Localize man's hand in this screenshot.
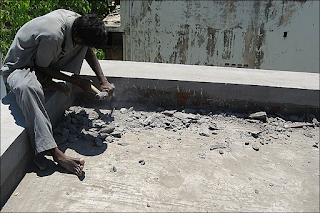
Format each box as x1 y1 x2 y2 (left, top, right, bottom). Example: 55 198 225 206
101 82 115 97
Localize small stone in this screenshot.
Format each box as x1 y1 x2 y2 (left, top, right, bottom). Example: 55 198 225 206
245 141 250 145
304 132 314 138
250 131 261 138
110 166 117 172
219 150 224 155
147 145 153 148
118 142 129 146
100 125 116 134
208 122 219 130
87 111 98 120
139 159 145 165
105 136 114 143
147 203 150 207
270 133 279 139
66 192 70 195
269 183 274 187
249 111 267 121
210 142 227 150
252 144 260 151
142 113 157 126
312 118 320 127
255 190 259 194
120 108 128 114
199 123 210 137
111 131 122 138
199 153 206 159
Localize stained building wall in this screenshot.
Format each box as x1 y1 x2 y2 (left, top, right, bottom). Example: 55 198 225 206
113 0 319 73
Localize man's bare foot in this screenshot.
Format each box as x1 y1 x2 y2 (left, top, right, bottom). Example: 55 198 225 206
50 148 85 176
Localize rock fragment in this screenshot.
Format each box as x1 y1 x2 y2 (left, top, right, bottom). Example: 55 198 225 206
139 159 145 165
249 111 267 121
100 125 116 134
199 153 206 159
118 142 129 146
312 118 320 127
210 142 227 150
110 166 117 172
252 144 260 151
199 123 210 137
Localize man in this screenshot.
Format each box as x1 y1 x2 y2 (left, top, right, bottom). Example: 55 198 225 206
0 9 114 176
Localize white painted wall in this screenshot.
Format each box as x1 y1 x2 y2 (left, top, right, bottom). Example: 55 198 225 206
114 0 319 73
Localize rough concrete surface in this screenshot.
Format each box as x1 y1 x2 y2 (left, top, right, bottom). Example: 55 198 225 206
1 94 319 212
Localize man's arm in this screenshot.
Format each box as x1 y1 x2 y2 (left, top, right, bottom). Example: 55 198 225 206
35 65 92 91
85 47 114 95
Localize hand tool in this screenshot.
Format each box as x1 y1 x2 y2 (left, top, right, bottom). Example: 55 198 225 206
90 84 110 101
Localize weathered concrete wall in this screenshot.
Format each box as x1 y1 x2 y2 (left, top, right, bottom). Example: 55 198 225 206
117 0 319 73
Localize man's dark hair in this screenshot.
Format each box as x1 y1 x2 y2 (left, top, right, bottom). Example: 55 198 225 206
72 14 108 49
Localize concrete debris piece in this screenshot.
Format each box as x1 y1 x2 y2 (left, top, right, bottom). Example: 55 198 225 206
99 132 109 139
92 119 106 128
269 133 279 139
142 113 157 126
100 125 116 134
199 153 206 159
199 123 210 137
111 131 122 138
120 108 127 114
208 122 219 130
118 142 129 146
304 132 314 138
284 123 314 128
249 111 267 121
312 142 319 148
225 137 232 152
252 144 260 151
110 166 117 172
88 111 99 120
139 159 145 165
312 118 320 127
105 136 114 143
210 142 227 150
163 110 176 116
250 131 262 138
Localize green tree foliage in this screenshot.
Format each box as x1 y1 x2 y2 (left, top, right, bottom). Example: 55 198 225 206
0 0 116 60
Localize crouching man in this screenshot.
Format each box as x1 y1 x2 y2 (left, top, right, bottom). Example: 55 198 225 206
0 9 114 176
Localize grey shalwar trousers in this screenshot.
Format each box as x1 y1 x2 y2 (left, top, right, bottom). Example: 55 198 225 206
5 68 57 155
